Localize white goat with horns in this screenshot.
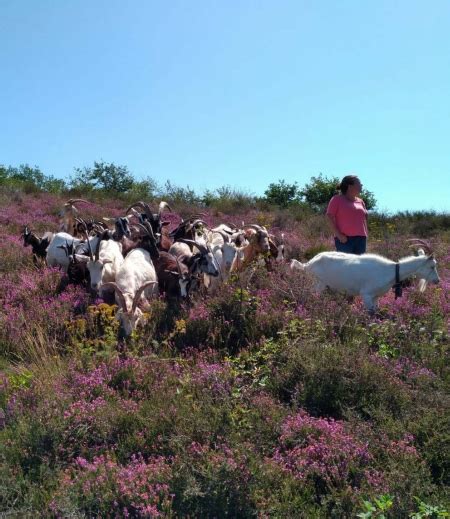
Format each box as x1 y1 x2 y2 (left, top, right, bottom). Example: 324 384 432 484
290 239 440 313
101 246 159 337
102 279 157 338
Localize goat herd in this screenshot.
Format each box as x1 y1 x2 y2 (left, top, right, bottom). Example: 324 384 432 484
21 199 441 336
21 199 285 336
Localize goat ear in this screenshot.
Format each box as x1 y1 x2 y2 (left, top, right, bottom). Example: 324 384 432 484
164 269 179 276
74 254 90 263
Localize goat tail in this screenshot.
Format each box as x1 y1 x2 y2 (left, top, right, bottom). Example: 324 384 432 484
290 259 306 271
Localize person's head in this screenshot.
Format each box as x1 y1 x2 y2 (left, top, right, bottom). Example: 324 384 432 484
338 175 362 197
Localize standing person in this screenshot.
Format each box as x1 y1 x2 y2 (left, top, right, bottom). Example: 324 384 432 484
326 175 368 255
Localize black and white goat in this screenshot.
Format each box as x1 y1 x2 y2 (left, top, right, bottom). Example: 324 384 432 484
21 226 54 265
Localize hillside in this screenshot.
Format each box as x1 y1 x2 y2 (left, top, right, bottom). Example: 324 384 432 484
0 190 448 518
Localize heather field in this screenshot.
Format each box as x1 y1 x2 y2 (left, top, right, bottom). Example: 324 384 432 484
1 190 449 518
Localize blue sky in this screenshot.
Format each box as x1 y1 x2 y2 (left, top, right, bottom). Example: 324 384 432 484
1 0 449 212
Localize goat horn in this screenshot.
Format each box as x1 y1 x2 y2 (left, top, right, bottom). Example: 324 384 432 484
132 281 158 314
190 219 207 227
127 208 142 220
408 244 433 256
180 238 208 255
126 202 153 219
137 201 154 219
102 282 128 311
92 223 107 234
144 220 156 237
136 223 151 235
75 217 88 230
187 213 207 219
406 238 433 254
126 202 146 213
144 203 154 219
178 216 207 227
186 219 207 233
66 198 89 205
245 224 263 232
93 235 103 261
139 221 157 241
84 232 94 261
158 201 172 214
175 256 184 276
407 238 431 247
62 239 71 257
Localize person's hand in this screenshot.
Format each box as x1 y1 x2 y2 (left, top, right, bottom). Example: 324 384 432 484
337 233 348 243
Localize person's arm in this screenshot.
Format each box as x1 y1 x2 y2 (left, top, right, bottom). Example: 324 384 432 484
326 213 348 243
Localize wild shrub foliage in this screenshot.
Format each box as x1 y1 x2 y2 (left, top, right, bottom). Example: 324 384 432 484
0 191 448 518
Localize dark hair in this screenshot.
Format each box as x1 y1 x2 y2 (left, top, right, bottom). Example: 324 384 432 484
337 175 360 195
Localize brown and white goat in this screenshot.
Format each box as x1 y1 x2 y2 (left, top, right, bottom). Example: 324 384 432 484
58 199 89 235
230 224 272 272
153 251 192 299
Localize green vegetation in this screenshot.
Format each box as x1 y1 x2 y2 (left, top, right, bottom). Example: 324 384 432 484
0 169 448 517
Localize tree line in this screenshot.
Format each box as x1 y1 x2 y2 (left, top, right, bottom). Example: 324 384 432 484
0 161 377 212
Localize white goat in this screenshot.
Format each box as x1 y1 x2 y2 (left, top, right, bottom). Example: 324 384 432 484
203 227 248 293
74 237 124 294
102 248 159 337
290 246 440 313
46 232 101 273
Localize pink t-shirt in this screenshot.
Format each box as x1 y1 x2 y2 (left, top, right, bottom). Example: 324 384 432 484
326 194 368 237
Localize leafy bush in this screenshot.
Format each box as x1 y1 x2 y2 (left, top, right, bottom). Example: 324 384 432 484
263 179 303 208
70 160 135 193
0 164 67 194
300 173 377 211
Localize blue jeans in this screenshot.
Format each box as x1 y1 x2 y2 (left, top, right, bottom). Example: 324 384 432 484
334 236 367 255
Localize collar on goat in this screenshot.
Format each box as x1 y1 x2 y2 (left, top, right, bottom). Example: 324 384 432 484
392 262 403 299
